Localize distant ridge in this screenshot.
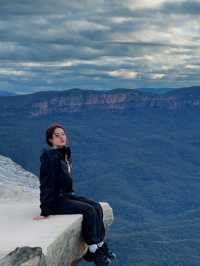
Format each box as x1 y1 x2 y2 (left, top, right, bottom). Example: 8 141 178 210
0 90 17 96
0 86 200 118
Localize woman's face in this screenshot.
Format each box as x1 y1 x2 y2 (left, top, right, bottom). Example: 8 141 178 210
49 127 67 147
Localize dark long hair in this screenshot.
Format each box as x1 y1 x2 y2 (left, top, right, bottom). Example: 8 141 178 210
45 123 69 147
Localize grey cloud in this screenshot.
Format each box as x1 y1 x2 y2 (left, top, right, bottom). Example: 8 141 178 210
0 0 105 16
0 0 199 93
161 1 200 15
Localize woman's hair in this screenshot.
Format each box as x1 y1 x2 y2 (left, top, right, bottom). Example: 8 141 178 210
45 123 69 147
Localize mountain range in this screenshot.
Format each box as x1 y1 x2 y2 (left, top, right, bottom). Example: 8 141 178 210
1 86 200 119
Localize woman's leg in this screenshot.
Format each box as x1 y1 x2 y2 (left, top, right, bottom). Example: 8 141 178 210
67 195 117 263
52 196 100 245
67 194 106 242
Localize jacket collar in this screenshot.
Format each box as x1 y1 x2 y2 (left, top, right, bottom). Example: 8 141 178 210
49 145 68 160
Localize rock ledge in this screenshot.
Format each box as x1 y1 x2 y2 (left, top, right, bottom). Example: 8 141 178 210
0 201 113 266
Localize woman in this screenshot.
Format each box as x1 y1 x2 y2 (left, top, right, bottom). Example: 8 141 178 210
33 123 116 266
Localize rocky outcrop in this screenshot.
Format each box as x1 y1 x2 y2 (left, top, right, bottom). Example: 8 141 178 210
0 247 46 266
0 201 113 266
0 154 39 202
0 154 114 265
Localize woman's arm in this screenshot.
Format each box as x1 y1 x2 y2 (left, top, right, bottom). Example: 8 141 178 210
39 153 60 217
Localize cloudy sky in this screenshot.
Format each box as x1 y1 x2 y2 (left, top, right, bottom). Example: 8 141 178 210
0 0 200 94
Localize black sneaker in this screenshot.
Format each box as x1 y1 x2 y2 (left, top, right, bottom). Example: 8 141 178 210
93 247 112 266
99 242 117 261
83 248 95 262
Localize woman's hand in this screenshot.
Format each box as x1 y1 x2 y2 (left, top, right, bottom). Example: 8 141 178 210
32 215 49 220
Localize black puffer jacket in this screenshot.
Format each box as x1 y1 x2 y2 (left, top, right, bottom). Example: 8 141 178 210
39 145 75 217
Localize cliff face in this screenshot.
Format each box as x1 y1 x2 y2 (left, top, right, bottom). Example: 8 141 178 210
0 87 200 118
29 87 200 117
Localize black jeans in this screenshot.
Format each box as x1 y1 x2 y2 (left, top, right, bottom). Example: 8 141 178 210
52 193 106 245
